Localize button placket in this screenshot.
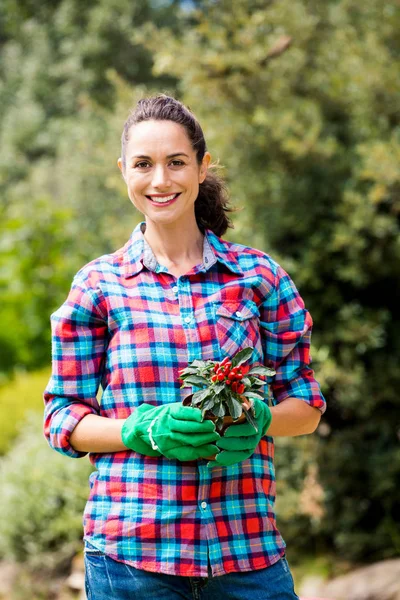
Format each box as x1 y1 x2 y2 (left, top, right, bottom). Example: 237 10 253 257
178 277 195 327
197 463 224 576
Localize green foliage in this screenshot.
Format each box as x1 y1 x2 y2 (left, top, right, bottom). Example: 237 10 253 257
142 0 400 562
0 368 51 455
0 412 93 571
180 348 273 430
0 0 182 378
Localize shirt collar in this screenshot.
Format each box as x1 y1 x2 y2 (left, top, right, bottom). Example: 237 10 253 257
123 221 243 278
204 228 243 275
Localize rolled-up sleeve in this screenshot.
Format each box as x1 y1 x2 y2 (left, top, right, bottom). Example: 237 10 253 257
259 265 326 413
43 275 108 457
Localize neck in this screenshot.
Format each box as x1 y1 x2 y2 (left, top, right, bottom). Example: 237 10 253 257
143 219 204 267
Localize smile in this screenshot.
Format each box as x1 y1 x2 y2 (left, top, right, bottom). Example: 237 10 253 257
146 193 181 205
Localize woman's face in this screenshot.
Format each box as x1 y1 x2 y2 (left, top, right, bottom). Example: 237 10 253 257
118 120 210 229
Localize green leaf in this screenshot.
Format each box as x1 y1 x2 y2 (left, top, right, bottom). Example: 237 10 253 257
243 391 265 401
192 388 212 403
231 347 254 367
226 396 243 419
190 359 209 368
248 365 276 377
201 396 219 417
213 382 226 394
203 395 218 409
180 375 209 387
242 406 258 433
215 416 224 430
180 382 192 389
250 377 267 386
180 367 199 376
211 403 226 418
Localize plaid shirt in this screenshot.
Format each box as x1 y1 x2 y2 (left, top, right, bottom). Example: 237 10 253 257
44 221 326 577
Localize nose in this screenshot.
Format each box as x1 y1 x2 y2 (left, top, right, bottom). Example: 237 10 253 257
151 164 171 189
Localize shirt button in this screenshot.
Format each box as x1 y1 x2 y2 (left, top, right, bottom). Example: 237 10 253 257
184 316 192 324
235 311 242 318
201 501 207 509
204 257 208 263
180 276 187 282
172 286 178 293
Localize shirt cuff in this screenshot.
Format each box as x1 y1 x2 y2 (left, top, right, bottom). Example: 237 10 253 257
272 372 326 415
44 397 98 458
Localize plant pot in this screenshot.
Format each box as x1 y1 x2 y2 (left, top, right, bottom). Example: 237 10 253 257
182 394 253 460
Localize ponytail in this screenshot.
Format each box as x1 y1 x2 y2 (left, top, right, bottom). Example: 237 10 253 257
195 167 236 237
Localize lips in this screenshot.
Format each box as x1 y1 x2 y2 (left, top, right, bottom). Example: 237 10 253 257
146 193 181 206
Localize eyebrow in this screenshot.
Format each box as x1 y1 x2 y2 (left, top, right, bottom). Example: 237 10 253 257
131 152 190 160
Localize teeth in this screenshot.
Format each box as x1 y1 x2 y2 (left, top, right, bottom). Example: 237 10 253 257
149 194 177 203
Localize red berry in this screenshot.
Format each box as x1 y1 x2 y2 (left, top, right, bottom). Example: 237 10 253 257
221 357 230 365
211 374 218 382
241 365 250 375
226 379 232 385
231 381 238 392
217 373 225 381
237 383 245 394
213 364 219 373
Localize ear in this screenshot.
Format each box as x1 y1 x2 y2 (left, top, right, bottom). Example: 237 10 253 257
117 158 126 180
199 152 211 184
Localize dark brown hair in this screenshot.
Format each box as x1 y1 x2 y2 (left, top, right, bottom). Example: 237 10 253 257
121 94 236 237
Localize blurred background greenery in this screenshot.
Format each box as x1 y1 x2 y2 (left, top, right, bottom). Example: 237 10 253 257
1 0 399 597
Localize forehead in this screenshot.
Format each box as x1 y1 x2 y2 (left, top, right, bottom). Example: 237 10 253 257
125 120 193 158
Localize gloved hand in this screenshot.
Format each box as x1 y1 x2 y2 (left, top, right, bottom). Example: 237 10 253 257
207 398 272 468
121 402 220 461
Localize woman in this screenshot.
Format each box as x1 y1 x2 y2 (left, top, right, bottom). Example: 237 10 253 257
44 95 326 599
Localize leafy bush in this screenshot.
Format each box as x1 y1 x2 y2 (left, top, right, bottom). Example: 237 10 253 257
144 0 400 564
0 368 51 455
275 435 330 564
0 412 93 572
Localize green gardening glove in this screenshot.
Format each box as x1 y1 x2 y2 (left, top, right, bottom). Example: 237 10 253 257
121 404 162 457
207 398 272 468
122 402 220 461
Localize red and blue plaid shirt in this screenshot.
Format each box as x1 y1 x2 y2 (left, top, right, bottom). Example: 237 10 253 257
44 221 326 577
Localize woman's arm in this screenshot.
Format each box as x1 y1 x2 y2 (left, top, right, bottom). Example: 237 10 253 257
43 274 109 458
69 415 127 453
267 397 321 437
259 264 327 427
69 397 322 453
69 396 322 453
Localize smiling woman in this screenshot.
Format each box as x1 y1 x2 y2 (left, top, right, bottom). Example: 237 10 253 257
116 99 234 275
117 119 210 232
43 94 326 600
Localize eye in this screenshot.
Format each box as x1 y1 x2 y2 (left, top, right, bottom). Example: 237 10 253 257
169 159 185 167
134 161 151 169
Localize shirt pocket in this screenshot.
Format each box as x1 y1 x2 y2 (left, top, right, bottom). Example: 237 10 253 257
213 299 263 358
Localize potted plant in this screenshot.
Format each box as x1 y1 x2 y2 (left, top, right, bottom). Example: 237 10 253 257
179 347 276 436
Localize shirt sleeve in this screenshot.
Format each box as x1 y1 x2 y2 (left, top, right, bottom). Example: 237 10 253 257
43 274 109 458
259 265 326 413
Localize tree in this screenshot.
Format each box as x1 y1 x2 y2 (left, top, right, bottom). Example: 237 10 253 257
0 1 181 374
139 0 400 561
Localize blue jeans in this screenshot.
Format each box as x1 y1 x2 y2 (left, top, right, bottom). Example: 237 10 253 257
84 545 299 600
